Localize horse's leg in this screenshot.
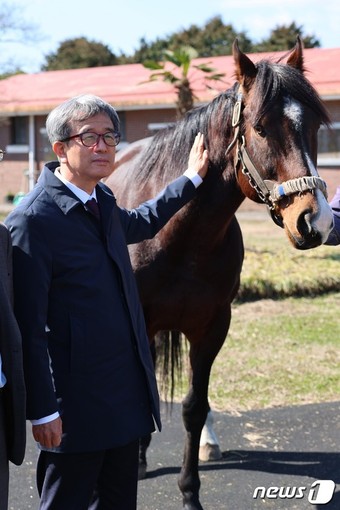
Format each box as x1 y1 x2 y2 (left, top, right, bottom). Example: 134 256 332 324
178 308 231 510
199 407 222 462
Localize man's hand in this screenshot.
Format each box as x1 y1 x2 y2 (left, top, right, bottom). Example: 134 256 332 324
32 417 63 449
188 132 209 179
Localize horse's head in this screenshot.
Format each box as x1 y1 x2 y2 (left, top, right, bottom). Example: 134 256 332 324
229 38 333 250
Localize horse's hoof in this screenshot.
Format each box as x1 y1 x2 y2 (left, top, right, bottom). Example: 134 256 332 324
199 443 222 462
138 462 147 480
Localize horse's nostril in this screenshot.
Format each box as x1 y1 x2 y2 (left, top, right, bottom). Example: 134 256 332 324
297 210 313 236
305 212 313 233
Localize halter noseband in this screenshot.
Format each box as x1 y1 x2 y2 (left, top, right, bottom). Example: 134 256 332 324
226 92 328 228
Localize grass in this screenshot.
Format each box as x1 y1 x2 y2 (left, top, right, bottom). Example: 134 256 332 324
237 211 340 301
209 293 340 412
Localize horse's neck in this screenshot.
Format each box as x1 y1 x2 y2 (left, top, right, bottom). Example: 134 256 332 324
201 161 245 209
169 165 245 244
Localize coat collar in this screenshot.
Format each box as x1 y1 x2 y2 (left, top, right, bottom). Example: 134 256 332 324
39 161 116 221
39 161 82 215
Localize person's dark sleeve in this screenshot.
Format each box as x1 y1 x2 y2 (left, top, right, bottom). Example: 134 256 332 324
5 212 57 420
324 186 340 246
118 175 197 244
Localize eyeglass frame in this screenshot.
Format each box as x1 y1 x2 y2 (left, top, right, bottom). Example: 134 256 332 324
60 131 121 147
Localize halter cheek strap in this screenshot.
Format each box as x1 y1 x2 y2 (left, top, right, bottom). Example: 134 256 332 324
227 92 328 228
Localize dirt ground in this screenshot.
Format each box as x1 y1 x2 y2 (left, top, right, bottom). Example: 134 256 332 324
239 167 340 212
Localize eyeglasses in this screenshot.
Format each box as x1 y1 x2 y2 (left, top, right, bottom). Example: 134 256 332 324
0 150 5 162
61 131 120 147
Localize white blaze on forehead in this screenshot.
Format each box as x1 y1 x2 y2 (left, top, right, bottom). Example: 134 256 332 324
284 97 319 177
283 97 302 130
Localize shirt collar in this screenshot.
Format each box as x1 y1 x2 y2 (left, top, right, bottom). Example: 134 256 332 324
54 167 97 204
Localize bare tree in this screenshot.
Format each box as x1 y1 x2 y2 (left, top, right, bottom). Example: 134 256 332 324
0 1 43 75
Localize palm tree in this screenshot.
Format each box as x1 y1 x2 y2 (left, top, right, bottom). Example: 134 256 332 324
142 46 225 118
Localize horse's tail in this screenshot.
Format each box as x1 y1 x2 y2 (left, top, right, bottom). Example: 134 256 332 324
153 330 186 405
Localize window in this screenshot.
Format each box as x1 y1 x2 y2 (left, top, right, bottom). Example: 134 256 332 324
118 111 126 140
39 127 54 160
148 122 175 133
6 116 29 154
11 116 29 144
318 123 340 166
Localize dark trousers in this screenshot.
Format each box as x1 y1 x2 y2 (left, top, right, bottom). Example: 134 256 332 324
0 391 9 510
37 440 140 510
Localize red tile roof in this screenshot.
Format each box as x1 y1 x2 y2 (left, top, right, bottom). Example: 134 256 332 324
0 46 339 115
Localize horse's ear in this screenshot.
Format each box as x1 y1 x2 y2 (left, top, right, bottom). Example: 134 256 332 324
286 36 304 72
232 39 257 92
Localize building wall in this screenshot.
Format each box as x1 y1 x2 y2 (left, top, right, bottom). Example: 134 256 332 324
124 108 176 141
0 161 28 202
0 116 11 148
328 100 340 122
0 115 49 203
0 101 338 204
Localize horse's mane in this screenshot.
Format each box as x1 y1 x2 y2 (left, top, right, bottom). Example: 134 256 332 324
135 86 237 183
250 58 331 126
135 57 330 183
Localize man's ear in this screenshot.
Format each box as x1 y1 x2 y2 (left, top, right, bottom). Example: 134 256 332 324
53 141 67 162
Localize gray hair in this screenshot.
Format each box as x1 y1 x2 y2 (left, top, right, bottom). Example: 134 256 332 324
46 94 120 144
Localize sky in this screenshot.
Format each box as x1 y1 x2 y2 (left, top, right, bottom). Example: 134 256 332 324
2 0 340 73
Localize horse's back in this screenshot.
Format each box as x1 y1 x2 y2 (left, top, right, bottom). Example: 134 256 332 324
115 138 152 169
105 137 154 207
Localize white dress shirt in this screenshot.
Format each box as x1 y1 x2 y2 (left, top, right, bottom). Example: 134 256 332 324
0 355 6 388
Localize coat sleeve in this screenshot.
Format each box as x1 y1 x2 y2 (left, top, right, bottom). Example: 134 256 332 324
324 186 340 246
0 224 26 465
117 175 197 244
6 211 58 420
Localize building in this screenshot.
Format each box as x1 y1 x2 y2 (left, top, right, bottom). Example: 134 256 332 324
0 46 339 203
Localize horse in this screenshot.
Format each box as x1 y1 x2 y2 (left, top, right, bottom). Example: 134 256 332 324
104 38 333 510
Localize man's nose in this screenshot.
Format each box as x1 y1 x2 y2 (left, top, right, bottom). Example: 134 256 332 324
95 135 108 150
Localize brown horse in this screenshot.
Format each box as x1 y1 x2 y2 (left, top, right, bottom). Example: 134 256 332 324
105 39 333 510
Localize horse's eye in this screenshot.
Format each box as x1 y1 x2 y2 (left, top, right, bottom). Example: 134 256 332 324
254 124 266 137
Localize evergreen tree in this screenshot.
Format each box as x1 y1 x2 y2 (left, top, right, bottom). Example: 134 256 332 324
42 37 118 71
252 22 320 52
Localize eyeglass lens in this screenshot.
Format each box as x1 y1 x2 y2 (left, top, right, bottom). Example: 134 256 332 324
81 132 120 147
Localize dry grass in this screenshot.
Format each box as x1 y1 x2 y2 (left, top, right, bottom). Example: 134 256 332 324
209 294 340 413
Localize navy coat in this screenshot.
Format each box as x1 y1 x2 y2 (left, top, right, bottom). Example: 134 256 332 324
0 224 26 464
325 185 340 245
5 161 197 453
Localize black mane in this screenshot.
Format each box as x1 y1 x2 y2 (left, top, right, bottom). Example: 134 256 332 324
135 86 237 183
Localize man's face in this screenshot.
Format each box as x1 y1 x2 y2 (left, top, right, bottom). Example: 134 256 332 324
55 112 117 193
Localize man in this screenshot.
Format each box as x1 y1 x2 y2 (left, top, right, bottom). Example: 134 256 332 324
325 186 340 245
0 152 26 510
5 94 208 509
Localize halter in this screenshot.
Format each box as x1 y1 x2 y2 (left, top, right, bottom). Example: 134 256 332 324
226 92 328 228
